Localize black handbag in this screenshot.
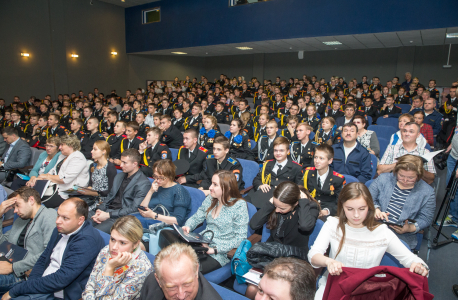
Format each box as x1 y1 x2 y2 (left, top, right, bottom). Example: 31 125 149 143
159 229 214 261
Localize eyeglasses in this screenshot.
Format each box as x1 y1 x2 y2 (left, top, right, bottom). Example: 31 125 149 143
152 175 167 181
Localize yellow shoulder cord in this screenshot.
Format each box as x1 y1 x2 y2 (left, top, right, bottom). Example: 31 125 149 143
303 169 316 198
178 147 182 159
261 162 271 186
120 139 124 153
105 135 110 142
99 120 102 132
24 124 29 133
444 102 451 114
143 150 149 166
184 118 189 130
46 127 49 138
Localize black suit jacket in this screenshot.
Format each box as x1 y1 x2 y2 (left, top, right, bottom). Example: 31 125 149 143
197 154 244 190
302 167 345 216
161 125 183 149
253 159 303 190
177 146 208 183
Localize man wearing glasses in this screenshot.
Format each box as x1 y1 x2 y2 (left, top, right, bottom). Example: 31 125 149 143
377 122 436 185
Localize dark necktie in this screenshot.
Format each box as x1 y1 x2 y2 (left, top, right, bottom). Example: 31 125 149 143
318 176 322 188
277 165 282 174
128 140 131 148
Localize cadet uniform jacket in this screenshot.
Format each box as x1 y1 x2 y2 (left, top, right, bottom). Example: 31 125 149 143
197 154 245 190
253 159 303 190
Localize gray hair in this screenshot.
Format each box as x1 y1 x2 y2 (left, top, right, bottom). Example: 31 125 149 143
60 135 81 151
154 243 199 283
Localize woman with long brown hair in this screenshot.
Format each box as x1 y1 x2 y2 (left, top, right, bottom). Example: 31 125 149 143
308 182 429 300
182 170 248 274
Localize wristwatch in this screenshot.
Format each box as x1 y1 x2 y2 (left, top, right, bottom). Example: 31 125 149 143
214 246 218 255
154 213 159 220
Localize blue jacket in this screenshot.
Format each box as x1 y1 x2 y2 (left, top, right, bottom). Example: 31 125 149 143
29 151 61 177
423 110 443 136
368 173 436 249
9 221 105 300
331 141 372 183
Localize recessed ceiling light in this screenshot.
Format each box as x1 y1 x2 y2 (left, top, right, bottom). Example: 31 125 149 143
71 54 79 58
171 52 187 55
447 33 458 38
236 47 253 50
323 41 342 45
21 53 30 57
121 0 125 2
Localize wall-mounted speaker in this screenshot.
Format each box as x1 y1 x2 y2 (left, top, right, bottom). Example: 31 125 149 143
298 51 304 59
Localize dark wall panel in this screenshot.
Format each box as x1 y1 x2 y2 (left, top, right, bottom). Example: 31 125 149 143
0 0 128 103
125 0 458 53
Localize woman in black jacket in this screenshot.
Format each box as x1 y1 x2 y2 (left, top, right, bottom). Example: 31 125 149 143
246 181 319 299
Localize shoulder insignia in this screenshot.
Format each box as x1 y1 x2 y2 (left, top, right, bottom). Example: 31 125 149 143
60 126 65 129
305 167 316 171
266 159 274 162
311 141 319 145
207 154 215 159
292 161 301 166
79 131 85 134
159 143 166 146
179 145 185 149
136 136 144 140
227 157 237 165
121 134 127 138
199 146 208 153
292 141 300 144
333 171 344 178
98 134 103 137
261 135 267 139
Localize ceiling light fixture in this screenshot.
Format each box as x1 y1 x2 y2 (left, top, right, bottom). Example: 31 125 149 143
21 53 30 57
71 54 79 58
111 51 118 55
323 41 342 45
121 0 125 2
171 52 187 55
446 33 458 38
236 47 253 50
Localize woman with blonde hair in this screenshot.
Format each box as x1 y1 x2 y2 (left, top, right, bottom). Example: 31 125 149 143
77 140 117 204
240 111 254 140
369 154 435 249
309 182 429 299
83 215 153 299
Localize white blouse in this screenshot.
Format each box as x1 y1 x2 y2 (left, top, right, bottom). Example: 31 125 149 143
308 217 426 300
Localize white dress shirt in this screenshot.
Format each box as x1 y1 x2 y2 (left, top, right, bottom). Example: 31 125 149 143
272 159 288 174
317 167 329 189
42 223 84 298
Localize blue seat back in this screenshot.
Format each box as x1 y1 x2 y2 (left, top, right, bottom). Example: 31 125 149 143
397 104 411 113
309 131 315 140
366 115 372 126
170 148 179 161
425 143 431 151
380 239 410 267
210 282 250 300
246 202 257 237
368 125 397 142
342 174 358 184
365 179 374 188
376 118 399 130
218 123 230 135
370 154 377 179
249 140 256 150
183 186 206 218
378 137 389 158
239 159 260 188
261 219 324 249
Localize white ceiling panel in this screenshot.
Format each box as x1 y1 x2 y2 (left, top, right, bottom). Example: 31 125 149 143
134 27 456 56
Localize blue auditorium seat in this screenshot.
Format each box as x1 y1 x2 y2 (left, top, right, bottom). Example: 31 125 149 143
205 202 257 285
380 239 410 267
378 137 389 158
249 140 256 150
309 131 315 140
238 159 260 195
183 186 207 233
370 154 377 179
365 179 374 188
366 115 372 126
397 104 411 114
376 118 399 130
342 174 358 184
170 148 178 161
368 125 397 142
210 282 250 300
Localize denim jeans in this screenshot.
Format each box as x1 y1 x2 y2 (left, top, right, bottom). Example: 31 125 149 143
0 273 23 296
12 294 61 300
131 213 161 229
446 154 458 222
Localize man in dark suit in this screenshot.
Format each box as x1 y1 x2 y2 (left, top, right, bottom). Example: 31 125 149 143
183 104 202 130
160 115 183 149
139 127 172 177
193 136 244 191
89 149 150 233
0 127 32 182
335 104 356 130
176 129 207 188
378 95 402 120
3 198 105 300
325 99 344 120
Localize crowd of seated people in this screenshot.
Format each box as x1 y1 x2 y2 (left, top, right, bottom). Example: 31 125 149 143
0 71 452 299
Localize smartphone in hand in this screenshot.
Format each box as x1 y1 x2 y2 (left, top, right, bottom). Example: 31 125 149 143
138 206 148 211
